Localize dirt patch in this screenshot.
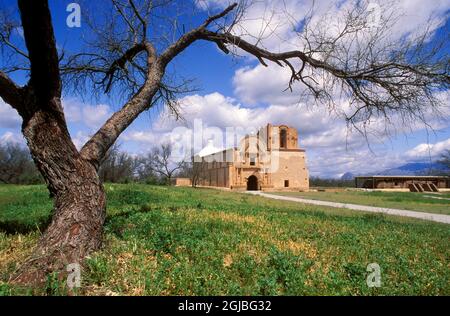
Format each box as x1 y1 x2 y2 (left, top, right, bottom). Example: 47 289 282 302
0 234 37 276
204 211 259 225
223 254 233 268
273 239 317 258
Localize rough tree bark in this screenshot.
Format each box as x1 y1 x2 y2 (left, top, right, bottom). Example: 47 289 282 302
5 0 163 286
14 101 107 285
5 0 107 285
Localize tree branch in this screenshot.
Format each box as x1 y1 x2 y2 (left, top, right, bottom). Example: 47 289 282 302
18 0 61 103
0 32 29 59
101 43 148 93
77 1 449 166
128 0 147 40
203 2 238 28
197 30 449 121
0 70 23 111
80 42 159 166
158 3 238 67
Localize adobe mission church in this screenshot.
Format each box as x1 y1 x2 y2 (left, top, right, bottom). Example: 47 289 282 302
192 124 309 191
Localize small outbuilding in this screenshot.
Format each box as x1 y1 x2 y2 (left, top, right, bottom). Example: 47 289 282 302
172 178 192 187
355 176 450 190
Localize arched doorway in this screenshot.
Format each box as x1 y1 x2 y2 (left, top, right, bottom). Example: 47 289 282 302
247 175 259 191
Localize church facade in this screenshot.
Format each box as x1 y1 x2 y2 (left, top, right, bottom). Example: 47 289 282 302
193 124 309 191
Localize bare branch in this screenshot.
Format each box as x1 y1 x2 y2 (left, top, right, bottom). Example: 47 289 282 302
78 3 240 165
0 32 29 59
64 1 450 165
158 3 239 66
101 43 148 93
80 41 160 166
203 2 238 28
112 0 139 43
129 0 147 39
18 0 61 102
0 70 23 111
145 143 186 184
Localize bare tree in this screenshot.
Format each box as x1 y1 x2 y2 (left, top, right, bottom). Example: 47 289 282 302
99 144 137 183
190 156 207 188
0 142 41 184
0 0 448 285
144 143 186 185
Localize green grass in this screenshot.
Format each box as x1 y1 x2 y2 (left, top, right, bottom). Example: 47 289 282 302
0 185 52 233
0 184 449 296
273 190 450 215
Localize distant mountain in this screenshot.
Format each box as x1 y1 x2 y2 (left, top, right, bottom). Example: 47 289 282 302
341 172 355 180
376 162 449 176
344 162 449 179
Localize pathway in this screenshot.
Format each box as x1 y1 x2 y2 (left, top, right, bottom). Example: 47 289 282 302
247 191 450 224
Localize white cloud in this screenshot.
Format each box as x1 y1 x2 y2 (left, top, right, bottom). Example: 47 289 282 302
123 131 162 144
0 131 25 145
0 100 21 129
71 131 91 150
405 138 450 160
63 99 112 130
229 0 450 107
150 92 340 139
307 147 406 178
199 0 449 53
123 92 396 173
125 90 450 177
82 104 111 129
196 0 450 125
233 65 302 105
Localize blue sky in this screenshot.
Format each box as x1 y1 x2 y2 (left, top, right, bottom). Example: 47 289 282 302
0 0 449 178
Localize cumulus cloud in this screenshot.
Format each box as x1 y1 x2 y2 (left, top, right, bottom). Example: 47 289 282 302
71 131 91 150
150 92 343 142
63 99 112 130
202 3 448 119
123 92 417 175
233 65 302 105
125 88 450 177
200 0 450 117
0 100 21 129
0 131 25 145
199 0 449 49
308 148 409 178
405 138 450 160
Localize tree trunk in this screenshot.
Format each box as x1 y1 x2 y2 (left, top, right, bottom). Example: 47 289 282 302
11 98 106 286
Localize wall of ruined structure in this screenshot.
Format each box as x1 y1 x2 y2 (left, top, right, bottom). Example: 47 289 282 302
196 161 231 188
270 150 309 189
173 178 192 186
266 125 299 150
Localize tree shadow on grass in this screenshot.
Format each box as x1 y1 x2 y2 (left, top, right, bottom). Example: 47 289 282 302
0 203 160 235
0 216 51 235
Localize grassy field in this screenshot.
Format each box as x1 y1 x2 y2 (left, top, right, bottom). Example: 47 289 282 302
273 190 450 215
0 184 449 295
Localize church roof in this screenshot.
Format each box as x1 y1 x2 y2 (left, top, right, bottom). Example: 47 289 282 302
196 139 223 157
